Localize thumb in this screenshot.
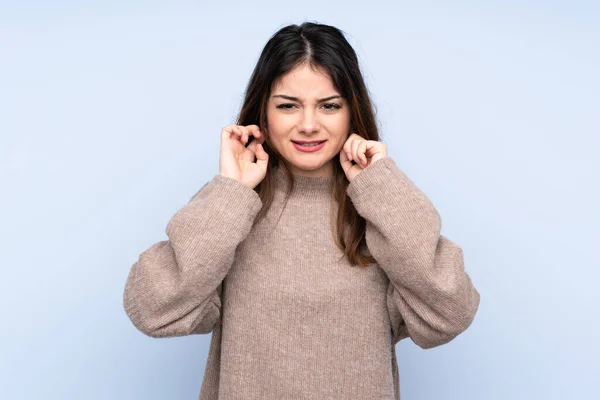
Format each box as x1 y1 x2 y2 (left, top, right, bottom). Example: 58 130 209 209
255 143 269 168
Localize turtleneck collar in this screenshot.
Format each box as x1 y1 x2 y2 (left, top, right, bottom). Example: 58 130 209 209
273 166 334 200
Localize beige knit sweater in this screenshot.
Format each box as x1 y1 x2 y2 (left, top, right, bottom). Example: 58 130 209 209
123 156 480 399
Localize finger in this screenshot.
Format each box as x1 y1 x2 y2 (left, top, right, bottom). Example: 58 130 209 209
248 125 265 144
339 150 355 178
222 124 242 140
230 125 244 142
237 125 250 144
243 128 268 157
245 124 261 138
359 141 368 166
241 125 264 145
255 143 269 168
339 148 353 171
254 126 264 141
344 135 355 162
351 139 361 165
245 139 260 159
242 140 268 167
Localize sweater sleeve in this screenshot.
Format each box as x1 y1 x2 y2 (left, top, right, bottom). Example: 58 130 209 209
123 174 263 338
346 156 480 349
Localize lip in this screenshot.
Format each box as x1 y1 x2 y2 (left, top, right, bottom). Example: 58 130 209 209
292 140 326 153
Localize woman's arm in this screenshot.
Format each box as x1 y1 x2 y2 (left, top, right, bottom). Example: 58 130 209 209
346 157 480 349
123 174 263 338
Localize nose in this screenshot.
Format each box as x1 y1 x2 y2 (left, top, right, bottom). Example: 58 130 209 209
298 108 320 134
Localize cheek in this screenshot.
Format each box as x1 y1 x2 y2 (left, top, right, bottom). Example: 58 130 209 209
330 112 351 135
334 138 347 153
266 112 291 134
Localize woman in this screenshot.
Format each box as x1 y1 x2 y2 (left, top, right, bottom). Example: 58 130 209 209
123 22 480 399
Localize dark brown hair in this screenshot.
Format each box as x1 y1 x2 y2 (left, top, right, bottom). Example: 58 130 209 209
236 22 379 268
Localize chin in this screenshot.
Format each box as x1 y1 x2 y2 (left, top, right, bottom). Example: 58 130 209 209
291 163 318 172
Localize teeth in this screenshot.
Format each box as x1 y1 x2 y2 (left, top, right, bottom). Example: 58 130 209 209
298 142 322 147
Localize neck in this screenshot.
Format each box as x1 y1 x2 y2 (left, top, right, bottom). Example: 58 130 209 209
273 166 334 200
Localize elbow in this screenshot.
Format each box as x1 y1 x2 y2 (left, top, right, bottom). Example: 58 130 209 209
123 282 161 338
122 287 180 338
122 263 190 338
124 304 191 339
123 292 220 338
412 320 472 350
123 301 170 338
415 289 481 350
123 292 195 338
414 319 472 349
414 332 457 350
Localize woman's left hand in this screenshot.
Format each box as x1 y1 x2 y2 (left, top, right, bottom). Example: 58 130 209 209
339 133 387 182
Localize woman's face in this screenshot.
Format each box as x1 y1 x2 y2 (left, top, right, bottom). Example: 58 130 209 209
265 63 351 178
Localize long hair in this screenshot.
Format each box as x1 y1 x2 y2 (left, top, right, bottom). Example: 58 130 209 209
236 22 379 268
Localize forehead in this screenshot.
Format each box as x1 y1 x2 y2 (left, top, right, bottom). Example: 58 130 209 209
272 64 337 96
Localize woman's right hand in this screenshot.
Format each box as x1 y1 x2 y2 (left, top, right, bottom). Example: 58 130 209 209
219 124 269 190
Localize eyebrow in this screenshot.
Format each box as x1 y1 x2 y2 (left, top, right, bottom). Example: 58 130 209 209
271 94 342 102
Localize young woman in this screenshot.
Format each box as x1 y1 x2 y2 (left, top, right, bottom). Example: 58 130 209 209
123 22 481 400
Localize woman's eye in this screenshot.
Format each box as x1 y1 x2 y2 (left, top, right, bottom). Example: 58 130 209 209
323 103 341 110
276 103 296 109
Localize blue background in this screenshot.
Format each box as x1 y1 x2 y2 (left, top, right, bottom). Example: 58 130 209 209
1 1 598 399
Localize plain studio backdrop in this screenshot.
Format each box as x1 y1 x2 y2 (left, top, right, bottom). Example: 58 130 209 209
1 1 598 399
